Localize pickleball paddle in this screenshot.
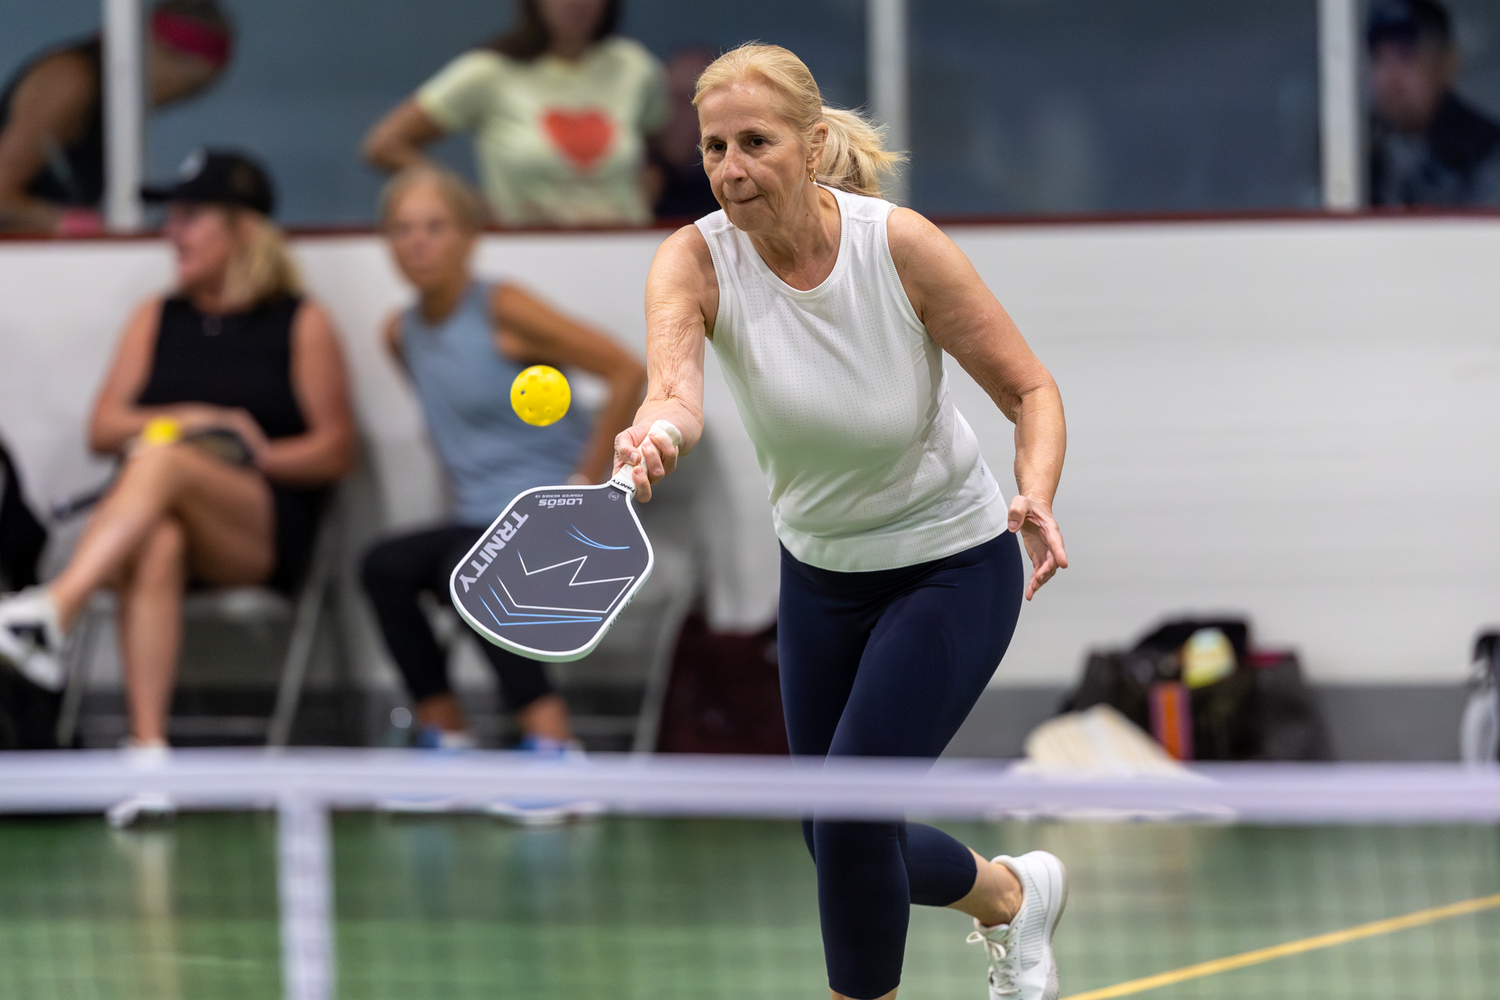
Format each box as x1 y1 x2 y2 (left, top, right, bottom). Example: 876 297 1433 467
449 420 680 662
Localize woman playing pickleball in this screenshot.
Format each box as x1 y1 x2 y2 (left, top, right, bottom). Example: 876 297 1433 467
614 44 1071 1000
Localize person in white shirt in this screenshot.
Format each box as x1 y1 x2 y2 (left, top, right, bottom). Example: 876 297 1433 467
614 44 1071 1000
362 0 667 227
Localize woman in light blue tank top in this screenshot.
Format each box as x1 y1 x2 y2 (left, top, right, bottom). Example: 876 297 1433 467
399 280 590 524
361 165 645 750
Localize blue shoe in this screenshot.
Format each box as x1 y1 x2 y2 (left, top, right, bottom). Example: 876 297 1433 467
414 727 477 750
488 737 594 824
515 734 584 756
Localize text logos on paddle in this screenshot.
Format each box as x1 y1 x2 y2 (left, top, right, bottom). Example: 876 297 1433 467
455 510 529 593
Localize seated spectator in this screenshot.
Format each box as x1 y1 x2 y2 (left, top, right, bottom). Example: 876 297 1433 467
0 0 234 234
649 47 721 221
0 149 355 749
362 0 667 227
1368 0 1500 207
361 165 644 750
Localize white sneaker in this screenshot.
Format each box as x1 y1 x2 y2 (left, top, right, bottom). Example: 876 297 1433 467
967 850 1068 1000
483 797 604 827
106 791 177 829
0 587 66 691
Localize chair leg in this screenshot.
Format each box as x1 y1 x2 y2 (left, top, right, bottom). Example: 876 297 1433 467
55 608 102 748
267 507 343 748
631 586 697 755
267 574 328 748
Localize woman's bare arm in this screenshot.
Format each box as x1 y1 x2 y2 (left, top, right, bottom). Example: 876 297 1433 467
0 52 96 233
888 207 1068 598
259 302 357 486
492 283 647 484
361 99 445 173
613 225 716 502
89 299 169 453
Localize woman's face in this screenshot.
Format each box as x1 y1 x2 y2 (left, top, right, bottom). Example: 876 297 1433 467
538 0 608 50
164 203 237 293
385 181 475 293
698 80 819 236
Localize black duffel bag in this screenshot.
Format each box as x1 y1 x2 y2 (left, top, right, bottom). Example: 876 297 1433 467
1061 616 1330 761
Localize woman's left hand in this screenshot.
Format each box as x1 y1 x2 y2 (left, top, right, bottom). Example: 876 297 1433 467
219 408 271 462
1008 494 1068 600
176 405 270 462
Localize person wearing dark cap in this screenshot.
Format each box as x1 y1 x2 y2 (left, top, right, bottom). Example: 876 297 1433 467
0 149 356 753
0 0 234 234
1367 0 1500 207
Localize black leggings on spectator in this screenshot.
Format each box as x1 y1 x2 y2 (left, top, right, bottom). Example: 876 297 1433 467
778 533 1024 999
362 524 554 713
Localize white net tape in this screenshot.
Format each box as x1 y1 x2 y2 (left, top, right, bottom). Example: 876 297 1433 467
1 749 1497 823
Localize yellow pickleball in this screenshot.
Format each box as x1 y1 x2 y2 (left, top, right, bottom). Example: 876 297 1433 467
141 416 182 446
510 365 571 427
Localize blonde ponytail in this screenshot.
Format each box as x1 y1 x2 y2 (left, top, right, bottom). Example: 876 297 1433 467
815 106 903 197
694 43 905 198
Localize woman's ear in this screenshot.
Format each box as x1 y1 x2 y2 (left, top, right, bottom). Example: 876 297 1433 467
808 121 830 175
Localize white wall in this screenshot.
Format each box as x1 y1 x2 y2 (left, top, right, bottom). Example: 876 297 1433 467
2 217 1497 685
951 218 1500 685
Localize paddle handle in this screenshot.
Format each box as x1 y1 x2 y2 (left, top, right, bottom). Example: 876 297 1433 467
609 420 683 494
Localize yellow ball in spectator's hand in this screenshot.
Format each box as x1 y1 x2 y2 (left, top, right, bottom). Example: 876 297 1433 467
510 365 571 427
141 416 182 446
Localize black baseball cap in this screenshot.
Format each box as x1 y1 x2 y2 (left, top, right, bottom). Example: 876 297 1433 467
141 148 276 216
1367 0 1453 49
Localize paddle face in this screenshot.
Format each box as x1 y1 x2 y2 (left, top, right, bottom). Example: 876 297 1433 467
449 480 653 662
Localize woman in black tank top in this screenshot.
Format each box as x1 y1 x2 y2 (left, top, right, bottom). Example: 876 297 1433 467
0 151 354 749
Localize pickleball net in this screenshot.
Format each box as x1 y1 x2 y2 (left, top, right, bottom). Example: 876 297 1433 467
1 749 1498 1000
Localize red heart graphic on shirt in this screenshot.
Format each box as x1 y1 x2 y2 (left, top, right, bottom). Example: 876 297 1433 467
542 109 615 171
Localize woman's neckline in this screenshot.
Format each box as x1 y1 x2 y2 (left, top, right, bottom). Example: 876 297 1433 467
416 279 477 327
745 186 848 297
184 292 259 317
531 40 607 68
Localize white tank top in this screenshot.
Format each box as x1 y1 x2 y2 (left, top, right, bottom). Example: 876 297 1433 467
696 185 1009 572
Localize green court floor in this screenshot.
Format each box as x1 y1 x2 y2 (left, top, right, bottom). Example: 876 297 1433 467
1 812 1497 998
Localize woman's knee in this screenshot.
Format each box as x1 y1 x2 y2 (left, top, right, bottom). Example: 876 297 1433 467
813 818 904 865
118 442 194 493
132 519 188 590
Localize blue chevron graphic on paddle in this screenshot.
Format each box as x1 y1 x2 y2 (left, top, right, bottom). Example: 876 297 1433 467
491 551 636 615
475 582 605 629
567 526 630 550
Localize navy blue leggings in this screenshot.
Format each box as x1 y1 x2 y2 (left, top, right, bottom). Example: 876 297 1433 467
778 533 1024 999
